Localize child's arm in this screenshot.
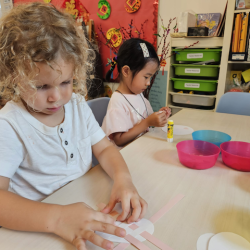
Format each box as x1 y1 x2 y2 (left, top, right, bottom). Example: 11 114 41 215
0 176 126 250
92 136 149 223
112 111 167 147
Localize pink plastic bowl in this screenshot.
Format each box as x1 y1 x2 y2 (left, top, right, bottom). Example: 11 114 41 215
176 140 220 170
220 141 250 172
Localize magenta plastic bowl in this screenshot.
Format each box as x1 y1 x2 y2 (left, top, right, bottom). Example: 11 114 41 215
176 140 220 170
220 141 250 172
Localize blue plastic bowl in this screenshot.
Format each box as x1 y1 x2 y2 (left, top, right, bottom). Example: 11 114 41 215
192 130 231 147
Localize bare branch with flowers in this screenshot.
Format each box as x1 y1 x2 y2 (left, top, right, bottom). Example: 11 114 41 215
143 16 199 99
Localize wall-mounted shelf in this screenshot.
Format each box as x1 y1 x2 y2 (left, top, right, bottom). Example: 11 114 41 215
234 9 250 13
228 61 250 63
169 105 214 112
171 37 224 48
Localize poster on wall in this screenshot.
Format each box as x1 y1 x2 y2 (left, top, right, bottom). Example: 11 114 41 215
148 71 167 112
13 0 158 82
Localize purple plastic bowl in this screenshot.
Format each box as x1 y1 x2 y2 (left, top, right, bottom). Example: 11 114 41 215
220 141 250 172
176 140 220 170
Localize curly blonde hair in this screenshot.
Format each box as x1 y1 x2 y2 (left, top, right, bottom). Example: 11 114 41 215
0 2 94 102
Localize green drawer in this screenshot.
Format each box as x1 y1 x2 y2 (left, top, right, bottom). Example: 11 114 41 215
171 78 217 92
172 49 222 62
172 64 220 77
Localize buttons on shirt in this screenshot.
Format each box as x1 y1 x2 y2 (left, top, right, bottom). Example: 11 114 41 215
58 128 75 163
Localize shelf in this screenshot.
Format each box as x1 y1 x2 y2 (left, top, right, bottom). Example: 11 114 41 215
169 92 216 98
228 61 250 63
234 9 250 13
171 37 224 48
169 105 214 112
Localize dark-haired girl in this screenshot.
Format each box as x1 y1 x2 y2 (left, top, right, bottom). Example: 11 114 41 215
102 38 171 147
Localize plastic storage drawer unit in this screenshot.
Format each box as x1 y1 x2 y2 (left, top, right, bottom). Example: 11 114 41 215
172 49 222 62
172 64 220 77
171 78 217 92
170 92 216 106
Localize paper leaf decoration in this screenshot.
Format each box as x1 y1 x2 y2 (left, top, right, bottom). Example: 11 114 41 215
125 0 141 13
97 0 111 20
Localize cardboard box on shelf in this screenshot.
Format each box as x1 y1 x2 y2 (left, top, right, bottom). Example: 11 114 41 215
178 11 197 33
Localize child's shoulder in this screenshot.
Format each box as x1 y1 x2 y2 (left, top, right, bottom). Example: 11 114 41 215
68 93 88 109
109 92 128 109
67 93 92 117
109 91 138 106
0 101 25 134
0 100 22 119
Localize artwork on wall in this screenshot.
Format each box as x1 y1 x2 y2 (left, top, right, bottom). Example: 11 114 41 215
97 0 111 20
125 0 141 13
14 0 158 82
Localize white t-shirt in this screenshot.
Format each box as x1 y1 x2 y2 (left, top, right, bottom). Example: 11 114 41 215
0 93 105 201
102 92 154 146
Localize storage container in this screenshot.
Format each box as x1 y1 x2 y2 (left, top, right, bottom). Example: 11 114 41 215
172 49 222 62
172 64 220 77
171 78 217 92
170 92 216 106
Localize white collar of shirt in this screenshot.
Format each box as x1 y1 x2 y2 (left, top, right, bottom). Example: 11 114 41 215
10 100 71 136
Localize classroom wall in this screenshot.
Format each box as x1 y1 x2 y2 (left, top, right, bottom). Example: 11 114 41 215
159 0 228 19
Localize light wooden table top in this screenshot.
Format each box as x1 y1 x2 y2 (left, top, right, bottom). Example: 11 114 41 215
1 109 250 250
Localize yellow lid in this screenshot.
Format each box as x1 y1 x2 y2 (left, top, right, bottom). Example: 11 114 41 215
168 120 174 124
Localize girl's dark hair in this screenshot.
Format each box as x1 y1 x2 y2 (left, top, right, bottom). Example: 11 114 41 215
106 38 159 81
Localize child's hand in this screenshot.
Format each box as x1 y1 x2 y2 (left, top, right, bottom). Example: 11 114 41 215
101 176 147 224
146 111 167 127
159 107 171 119
54 202 126 250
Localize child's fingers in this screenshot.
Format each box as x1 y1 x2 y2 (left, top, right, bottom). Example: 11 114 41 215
101 199 116 214
138 199 148 221
159 113 167 122
116 196 130 222
72 237 88 250
160 118 168 127
157 112 166 119
127 198 141 223
84 231 114 250
91 221 126 238
95 211 115 225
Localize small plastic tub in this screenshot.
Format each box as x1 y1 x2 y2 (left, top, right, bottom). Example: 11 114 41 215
192 130 231 148
176 140 220 170
171 78 218 92
170 92 216 106
172 64 220 77
172 48 222 62
220 141 250 172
